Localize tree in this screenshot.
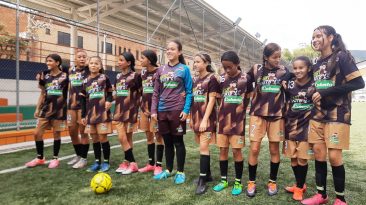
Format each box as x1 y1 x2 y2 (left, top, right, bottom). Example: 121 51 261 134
0 24 29 59
282 45 319 63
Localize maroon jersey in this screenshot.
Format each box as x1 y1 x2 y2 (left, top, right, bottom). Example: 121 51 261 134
38 71 68 120
113 71 142 123
218 72 253 135
82 74 112 124
140 68 157 113
191 73 220 133
312 51 362 124
68 66 90 110
285 78 315 141
248 64 288 118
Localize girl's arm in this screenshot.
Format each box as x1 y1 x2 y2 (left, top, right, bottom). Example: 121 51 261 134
34 88 45 118
151 70 160 116
182 66 193 115
105 77 113 110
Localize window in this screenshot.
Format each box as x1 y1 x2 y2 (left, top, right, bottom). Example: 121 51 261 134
105 65 113 71
136 50 139 60
128 48 131 53
119 46 122 55
57 31 70 46
45 28 50 35
101 42 113 54
123 47 126 53
77 36 83 48
62 59 70 68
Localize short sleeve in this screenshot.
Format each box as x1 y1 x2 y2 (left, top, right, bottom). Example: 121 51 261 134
208 75 220 94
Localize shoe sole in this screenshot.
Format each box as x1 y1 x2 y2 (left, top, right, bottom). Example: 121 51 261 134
246 190 257 197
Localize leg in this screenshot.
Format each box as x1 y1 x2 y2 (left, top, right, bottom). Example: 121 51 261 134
146 131 155 166
173 135 186 172
329 148 346 203
162 134 174 172
269 141 280 182
248 141 261 181
69 124 81 157
53 130 61 159
155 133 164 168
313 143 328 198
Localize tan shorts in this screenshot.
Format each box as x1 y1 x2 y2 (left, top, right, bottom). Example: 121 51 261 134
217 134 245 148
195 132 216 145
249 116 285 142
308 120 350 150
283 140 314 160
67 109 82 126
139 113 158 133
84 122 112 135
114 121 138 134
35 118 67 132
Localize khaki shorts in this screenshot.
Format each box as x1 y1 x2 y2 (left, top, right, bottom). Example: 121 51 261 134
67 109 82 126
35 118 67 132
283 140 314 160
114 121 138 134
308 120 350 150
217 134 245 148
195 132 216 145
139 113 158 132
249 116 285 142
84 122 112 135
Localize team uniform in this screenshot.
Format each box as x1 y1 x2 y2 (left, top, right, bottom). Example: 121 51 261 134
217 72 252 148
139 68 158 132
308 51 362 150
191 73 220 144
284 78 315 159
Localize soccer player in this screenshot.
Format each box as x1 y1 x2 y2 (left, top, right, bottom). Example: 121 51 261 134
113 52 142 175
302 25 365 205
191 52 219 195
138 50 165 176
212 51 252 196
80 56 113 172
151 40 193 184
26 54 68 169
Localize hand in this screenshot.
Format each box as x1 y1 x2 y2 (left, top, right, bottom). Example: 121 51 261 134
282 81 287 89
105 102 112 110
34 110 39 118
81 118 87 126
312 92 322 103
179 112 188 121
151 114 158 122
199 119 208 132
180 92 186 98
143 111 151 116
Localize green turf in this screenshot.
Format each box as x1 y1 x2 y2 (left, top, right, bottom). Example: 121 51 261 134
0 103 365 204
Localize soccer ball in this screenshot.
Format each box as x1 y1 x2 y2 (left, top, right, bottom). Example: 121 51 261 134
90 173 112 194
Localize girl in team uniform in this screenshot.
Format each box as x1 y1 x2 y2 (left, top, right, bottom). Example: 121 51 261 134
113 52 142 175
283 56 315 201
67 50 90 169
301 25 364 205
151 40 193 184
138 50 165 176
80 56 113 172
26 54 68 169
212 51 253 196
191 52 219 195
246 43 290 197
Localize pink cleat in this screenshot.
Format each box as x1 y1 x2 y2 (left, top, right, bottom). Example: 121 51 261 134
301 193 329 205
333 199 347 205
122 162 138 175
48 159 60 169
25 158 46 168
115 161 129 173
138 164 155 173
154 166 163 176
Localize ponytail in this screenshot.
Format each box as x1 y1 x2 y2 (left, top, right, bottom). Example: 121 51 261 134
178 54 186 65
170 39 186 65
195 52 214 73
121 52 136 72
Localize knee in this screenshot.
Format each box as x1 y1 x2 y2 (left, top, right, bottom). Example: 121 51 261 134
328 150 343 166
297 158 308 166
220 148 229 157
199 143 209 154
232 148 243 158
250 146 260 156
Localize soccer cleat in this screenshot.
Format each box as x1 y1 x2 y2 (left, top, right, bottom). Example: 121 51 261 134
193 175 213 185
48 159 60 169
174 172 186 184
115 161 129 173
87 161 100 172
25 158 46 168
153 169 171 180
333 199 347 205
301 193 329 205
72 158 87 169
154 166 163 176
293 186 305 201
231 181 243 196
67 156 81 165
99 162 110 172
195 177 208 195
121 162 138 175
212 180 228 192
246 181 257 197
285 184 307 193
268 181 278 196
138 164 155 173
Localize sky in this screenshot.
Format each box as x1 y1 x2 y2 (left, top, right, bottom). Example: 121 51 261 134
204 0 366 51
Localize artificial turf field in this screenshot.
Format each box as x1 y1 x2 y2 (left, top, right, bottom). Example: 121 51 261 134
0 103 365 205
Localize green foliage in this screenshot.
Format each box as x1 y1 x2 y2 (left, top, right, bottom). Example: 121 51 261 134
282 45 319 63
0 23 29 60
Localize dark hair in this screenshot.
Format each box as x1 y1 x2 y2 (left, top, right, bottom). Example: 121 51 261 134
46 54 62 69
142 50 158 67
170 40 186 65
89 56 105 74
292 56 313 77
121 52 136 72
195 52 214 73
312 25 354 69
221 50 241 70
262 43 281 66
